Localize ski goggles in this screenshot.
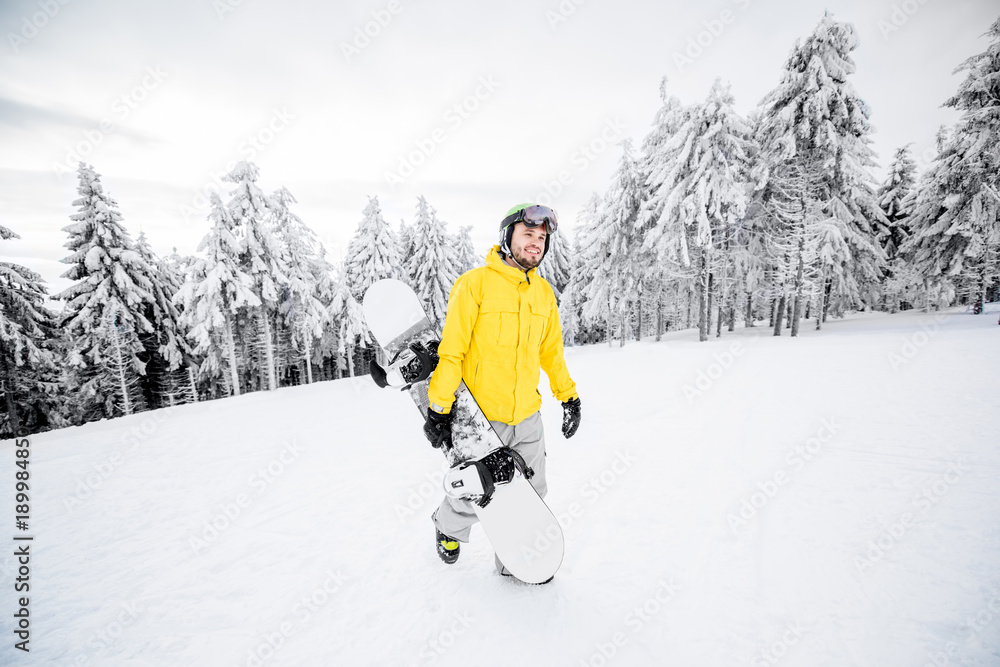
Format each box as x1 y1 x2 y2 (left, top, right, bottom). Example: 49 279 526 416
500 205 558 234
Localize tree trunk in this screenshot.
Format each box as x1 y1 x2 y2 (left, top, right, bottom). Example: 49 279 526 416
746 291 754 328
260 309 277 390
656 292 664 342
791 236 805 337
637 284 643 342
773 293 786 336
1 354 21 436
706 271 714 340
224 307 241 397
186 366 198 403
822 277 833 324
606 292 613 348
698 256 709 342
304 335 314 384
110 321 133 416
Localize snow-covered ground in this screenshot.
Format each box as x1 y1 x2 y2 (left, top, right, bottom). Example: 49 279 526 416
2 304 999 666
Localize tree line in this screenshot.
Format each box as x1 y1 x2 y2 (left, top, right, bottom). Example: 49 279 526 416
557 12 999 346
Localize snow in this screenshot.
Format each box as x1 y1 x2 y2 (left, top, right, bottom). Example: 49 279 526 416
2 305 999 666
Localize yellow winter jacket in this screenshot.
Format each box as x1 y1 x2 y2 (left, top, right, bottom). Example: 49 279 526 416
427 246 578 425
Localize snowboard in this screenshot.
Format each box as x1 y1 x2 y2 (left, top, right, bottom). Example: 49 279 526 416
362 278 564 584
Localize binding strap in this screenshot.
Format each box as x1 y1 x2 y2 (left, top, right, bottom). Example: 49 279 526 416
471 447 535 508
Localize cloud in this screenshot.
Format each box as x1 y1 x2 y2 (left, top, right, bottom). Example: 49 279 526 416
0 95 155 144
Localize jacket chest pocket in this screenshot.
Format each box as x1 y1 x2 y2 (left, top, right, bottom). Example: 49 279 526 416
529 300 550 348
479 299 520 347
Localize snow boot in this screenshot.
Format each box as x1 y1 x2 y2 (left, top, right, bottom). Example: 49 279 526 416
436 529 460 565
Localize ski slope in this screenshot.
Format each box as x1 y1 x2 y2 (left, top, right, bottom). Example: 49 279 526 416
2 305 999 666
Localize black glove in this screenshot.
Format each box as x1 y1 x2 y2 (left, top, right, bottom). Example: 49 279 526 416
423 408 453 449
562 397 581 439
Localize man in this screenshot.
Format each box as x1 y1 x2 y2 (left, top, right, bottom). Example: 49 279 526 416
422 203 582 578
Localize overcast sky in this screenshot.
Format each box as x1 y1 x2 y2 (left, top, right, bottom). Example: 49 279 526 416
1 0 996 296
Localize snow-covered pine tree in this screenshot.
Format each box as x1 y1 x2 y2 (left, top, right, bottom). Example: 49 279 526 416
0 223 61 436
878 145 917 257
756 13 888 323
643 80 754 341
535 222 572 299
757 160 827 336
133 231 193 406
397 219 416 286
271 186 329 384
328 269 368 378
344 196 403 299
564 193 602 344
307 244 339 381
161 246 201 401
337 196 405 372
100 302 146 416
222 161 288 391
876 145 918 311
554 226 584 345
175 193 261 397
405 196 459 329
638 78 694 339
587 139 648 345
453 225 480 277
903 16 1000 313
55 163 159 420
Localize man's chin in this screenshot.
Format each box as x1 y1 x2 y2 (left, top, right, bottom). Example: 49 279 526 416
515 251 542 269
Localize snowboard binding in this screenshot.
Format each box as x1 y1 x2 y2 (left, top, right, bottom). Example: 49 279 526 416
370 340 440 390
443 447 535 508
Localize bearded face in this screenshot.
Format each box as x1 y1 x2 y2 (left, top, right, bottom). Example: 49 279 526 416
508 222 546 269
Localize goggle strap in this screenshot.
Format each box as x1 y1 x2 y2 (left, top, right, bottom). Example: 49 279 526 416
500 211 523 228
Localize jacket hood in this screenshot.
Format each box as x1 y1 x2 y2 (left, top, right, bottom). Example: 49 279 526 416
486 245 537 284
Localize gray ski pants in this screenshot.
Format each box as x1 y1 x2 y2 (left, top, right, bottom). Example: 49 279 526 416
432 411 547 543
